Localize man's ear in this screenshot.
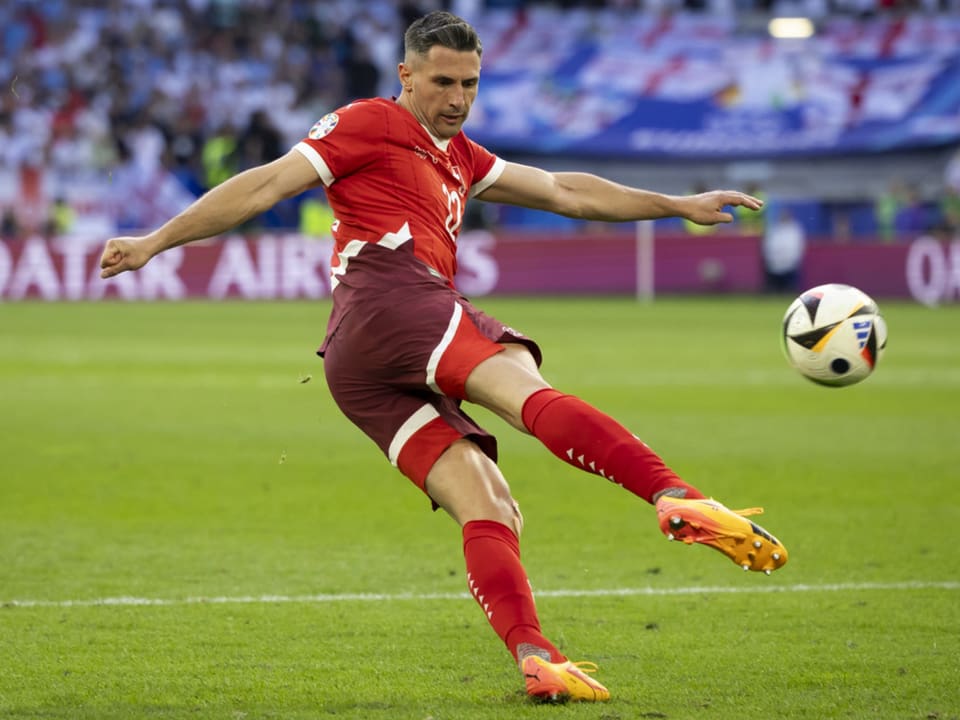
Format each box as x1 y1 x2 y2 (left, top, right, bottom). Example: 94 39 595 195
398 62 413 92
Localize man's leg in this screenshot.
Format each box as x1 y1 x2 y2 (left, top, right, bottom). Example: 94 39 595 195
465 345 788 573
426 439 610 702
464 345 703 503
425 439 558 663
520 387 704 503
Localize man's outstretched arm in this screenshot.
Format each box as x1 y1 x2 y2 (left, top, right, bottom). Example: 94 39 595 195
100 149 321 278
475 161 763 227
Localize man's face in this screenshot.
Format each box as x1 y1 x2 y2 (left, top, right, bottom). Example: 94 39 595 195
399 45 480 140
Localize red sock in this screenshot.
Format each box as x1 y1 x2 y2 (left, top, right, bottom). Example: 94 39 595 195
521 388 705 504
462 519 565 663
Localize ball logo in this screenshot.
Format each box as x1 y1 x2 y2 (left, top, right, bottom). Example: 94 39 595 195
308 113 339 139
852 319 872 349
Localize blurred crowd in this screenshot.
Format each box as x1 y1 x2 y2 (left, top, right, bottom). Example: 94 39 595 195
0 0 433 234
1 0 957 237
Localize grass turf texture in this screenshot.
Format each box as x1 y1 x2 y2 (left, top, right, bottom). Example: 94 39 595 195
1 297 958 720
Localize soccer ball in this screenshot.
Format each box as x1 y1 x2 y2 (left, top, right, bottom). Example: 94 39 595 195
781 283 887 387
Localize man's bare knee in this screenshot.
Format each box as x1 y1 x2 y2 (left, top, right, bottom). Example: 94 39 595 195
510 498 524 537
425 439 521 533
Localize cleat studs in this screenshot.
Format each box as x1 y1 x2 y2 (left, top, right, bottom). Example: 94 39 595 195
753 540 762 549
764 569 772 576
772 552 781 562
741 563 750 571
667 533 675 541
669 515 684 529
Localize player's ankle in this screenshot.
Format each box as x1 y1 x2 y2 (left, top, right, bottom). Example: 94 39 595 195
516 643 553 667
653 486 704 502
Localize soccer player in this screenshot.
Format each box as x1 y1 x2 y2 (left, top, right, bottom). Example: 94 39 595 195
100 11 788 703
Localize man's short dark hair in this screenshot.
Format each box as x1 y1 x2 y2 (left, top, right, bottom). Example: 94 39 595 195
404 11 482 58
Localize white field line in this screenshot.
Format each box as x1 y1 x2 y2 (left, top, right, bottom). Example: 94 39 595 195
3 581 957 609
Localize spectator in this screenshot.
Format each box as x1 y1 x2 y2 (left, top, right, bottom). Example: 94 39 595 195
937 145 960 237
201 124 238 190
238 110 284 169
343 42 381 101
936 186 960 237
298 190 335 238
762 206 806 293
894 187 930 239
1 208 20 239
945 145 960 194
874 180 904 243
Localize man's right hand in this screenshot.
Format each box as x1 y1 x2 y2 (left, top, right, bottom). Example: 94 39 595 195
100 236 154 278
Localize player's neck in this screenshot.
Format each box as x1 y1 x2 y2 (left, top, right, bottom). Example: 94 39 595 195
395 95 451 151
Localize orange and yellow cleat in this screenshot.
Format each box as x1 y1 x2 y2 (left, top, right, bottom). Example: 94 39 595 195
656 496 788 574
522 655 611 703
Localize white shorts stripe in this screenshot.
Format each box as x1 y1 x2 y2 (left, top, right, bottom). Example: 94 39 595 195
387 403 441 467
426 302 463 394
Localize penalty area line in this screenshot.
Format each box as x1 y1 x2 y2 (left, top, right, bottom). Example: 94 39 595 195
3 580 958 610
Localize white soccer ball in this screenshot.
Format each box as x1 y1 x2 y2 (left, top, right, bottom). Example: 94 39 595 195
781 283 888 387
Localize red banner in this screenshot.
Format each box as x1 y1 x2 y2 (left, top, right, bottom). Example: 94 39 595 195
1 232 957 304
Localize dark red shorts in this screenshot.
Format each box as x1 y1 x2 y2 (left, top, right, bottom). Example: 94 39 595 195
321 275 541 495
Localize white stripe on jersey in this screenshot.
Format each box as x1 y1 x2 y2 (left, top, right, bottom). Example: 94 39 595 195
377 222 413 250
388 403 441 467
469 156 506 198
294 141 335 185
329 223 413 290
330 239 365 291
426 301 463 394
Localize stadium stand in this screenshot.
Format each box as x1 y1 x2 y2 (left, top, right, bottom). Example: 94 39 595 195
1 0 958 239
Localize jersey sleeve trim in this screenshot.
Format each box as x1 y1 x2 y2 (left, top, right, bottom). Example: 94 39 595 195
293 141 335 186
469 156 506 199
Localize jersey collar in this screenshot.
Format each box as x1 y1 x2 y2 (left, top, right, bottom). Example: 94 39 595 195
392 96 452 152
419 122 451 153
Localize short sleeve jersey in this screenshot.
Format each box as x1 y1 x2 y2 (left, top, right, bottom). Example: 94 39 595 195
294 98 505 288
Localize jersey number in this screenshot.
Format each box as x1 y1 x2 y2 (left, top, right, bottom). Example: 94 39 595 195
442 183 463 244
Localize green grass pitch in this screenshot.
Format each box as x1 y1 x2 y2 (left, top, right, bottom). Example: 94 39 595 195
1 296 958 720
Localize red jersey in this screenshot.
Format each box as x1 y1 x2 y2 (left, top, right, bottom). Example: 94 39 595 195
294 98 505 289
